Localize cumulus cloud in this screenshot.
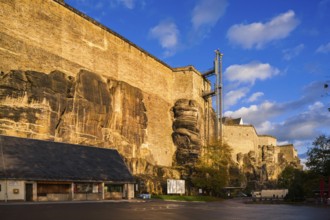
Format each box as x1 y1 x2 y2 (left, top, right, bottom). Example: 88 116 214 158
225 81 330 158
257 121 274 135
247 92 264 103
283 44 305 60
224 81 330 143
225 100 330 142
149 20 180 57
225 87 250 108
191 0 228 30
269 102 330 141
316 42 330 53
224 101 281 126
227 10 299 49
225 62 280 85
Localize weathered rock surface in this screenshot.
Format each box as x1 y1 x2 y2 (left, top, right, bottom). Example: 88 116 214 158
0 70 74 139
171 99 202 166
237 146 302 189
0 69 149 167
0 69 192 194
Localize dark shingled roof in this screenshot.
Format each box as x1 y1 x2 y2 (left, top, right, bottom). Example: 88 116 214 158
0 135 134 183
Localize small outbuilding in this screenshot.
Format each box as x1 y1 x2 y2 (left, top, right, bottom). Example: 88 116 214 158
0 135 135 202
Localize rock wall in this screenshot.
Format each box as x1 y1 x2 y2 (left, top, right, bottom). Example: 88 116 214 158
0 0 301 193
0 69 147 155
0 0 212 172
225 123 302 184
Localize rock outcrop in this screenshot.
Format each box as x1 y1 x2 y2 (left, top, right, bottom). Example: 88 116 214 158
0 69 185 194
236 145 302 189
0 69 148 159
171 99 202 166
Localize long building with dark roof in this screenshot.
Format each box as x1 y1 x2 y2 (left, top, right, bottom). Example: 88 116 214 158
0 135 135 202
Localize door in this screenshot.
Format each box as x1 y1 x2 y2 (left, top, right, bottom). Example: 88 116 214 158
25 183 33 201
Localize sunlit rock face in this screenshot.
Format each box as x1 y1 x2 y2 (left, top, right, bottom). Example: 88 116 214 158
171 99 201 166
0 69 148 160
0 69 183 194
0 70 74 139
236 145 302 189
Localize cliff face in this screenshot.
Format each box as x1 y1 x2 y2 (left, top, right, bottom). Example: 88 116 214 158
0 69 149 162
0 0 301 193
0 0 211 170
225 124 302 187
0 69 196 193
236 146 301 189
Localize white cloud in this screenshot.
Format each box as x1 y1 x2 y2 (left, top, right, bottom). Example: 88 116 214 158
225 87 249 108
316 42 330 53
283 44 305 60
225 99 330 143
191 0 228 30
227 10 299 49
149 20 180 57
257 121 274 135
247 92 264 103
224 101 279 127
225 62 280 85
225 81 330 158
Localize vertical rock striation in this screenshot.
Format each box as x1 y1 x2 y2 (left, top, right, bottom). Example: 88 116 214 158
0 69 148 160
171 99 202 166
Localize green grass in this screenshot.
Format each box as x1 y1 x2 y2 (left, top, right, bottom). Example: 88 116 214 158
151 195 223 202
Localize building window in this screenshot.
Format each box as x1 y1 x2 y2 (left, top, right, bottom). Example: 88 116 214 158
105 184 123 193
75 183 93 193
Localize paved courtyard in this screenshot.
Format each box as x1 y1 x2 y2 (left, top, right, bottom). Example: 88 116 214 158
1 199 329 220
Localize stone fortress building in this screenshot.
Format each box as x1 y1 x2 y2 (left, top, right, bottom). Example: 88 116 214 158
222 118 301 183
0 0 301 193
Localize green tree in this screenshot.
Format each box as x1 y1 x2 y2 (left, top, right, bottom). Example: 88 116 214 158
306 135 330 176
277 166 305 201
277 166 298 188
191 142 233 196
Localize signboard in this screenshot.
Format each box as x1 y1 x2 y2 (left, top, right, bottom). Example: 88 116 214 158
167 179 185 194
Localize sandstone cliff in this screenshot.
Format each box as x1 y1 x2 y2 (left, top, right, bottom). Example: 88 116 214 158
0 0 301 194
0 69 192 193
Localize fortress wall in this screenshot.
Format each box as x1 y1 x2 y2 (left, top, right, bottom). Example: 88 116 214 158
223 125 260 161
0 0 174 100
0 0 211 167
278 144 297 162
258 135 277 146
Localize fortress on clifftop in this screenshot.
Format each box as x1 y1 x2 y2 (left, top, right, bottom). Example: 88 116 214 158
0 0 301 193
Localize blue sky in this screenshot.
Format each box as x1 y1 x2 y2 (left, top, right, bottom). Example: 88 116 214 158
65 0 330 160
